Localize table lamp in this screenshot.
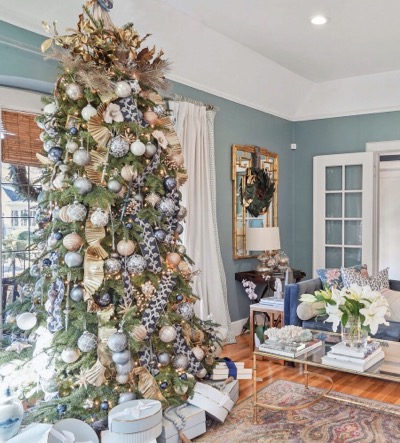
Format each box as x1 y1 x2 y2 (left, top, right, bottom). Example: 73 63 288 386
246 227 281 273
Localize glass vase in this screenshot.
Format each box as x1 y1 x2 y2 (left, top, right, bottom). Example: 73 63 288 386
341 315 369 348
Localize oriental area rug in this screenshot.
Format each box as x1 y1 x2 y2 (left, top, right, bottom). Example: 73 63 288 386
194 380 400 443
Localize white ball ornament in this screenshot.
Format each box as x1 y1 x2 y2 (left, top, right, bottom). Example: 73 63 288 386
73 148 91 166
116 374 129 384
67 201 87 221
117 239 135 256
144 142 157 158
130 140 146 156
107 178 123 193
192 346 205 361
16 312 37 331
81 103 97 121
90 208 109 227
66 83 83 101
196 368 208 379
173 354 188 370
66 141 79 153
115 81 132 98
118 392 136 404
61 348 81 364
159 325 177 343
74 176 92 195
44 102 57 115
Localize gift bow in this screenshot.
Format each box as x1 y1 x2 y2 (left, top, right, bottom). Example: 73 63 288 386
46 428 93 443
110 400 159 423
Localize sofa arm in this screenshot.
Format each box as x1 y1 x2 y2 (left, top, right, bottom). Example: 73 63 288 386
284 278 323 326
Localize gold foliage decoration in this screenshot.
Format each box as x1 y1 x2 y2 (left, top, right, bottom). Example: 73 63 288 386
133 366 167 403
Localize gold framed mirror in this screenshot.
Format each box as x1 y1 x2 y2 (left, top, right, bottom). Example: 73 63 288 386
232 144 279 259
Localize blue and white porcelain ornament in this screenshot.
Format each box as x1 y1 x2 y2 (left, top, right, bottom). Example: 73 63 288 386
81 103 97 121
177 302 194 321
157 197 176 216
66 83 83 101
108 135 129 158
164 177 177 191
154 229 167 242
0 385 23 441
115 81 132 98
130 139 146 156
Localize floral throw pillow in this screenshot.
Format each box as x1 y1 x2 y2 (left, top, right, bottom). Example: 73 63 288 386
316 264 368 290
340 267 390 291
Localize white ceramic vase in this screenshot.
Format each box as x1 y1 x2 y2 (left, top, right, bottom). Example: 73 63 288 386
0 385 23 441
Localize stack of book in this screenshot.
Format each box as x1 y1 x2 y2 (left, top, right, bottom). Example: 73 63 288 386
259 297 284 306
321 341 385 372
259 338 322 358
210 362 252 380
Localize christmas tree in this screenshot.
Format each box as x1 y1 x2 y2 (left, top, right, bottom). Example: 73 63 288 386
1 0 221 424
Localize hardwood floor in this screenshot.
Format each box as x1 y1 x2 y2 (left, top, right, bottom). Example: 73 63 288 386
221 333 400 405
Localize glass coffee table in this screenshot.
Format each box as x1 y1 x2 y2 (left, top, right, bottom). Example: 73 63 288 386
252 330 400 424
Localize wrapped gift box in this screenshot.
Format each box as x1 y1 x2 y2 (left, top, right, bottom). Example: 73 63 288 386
102 431 157 443
187 382 234 422
211 361 252 380
8 424 52 443
107 399 162 443
204 379 239 404
35 418 99 443
157 404 206 443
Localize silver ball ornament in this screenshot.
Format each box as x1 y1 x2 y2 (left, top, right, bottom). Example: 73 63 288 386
173 354 189 370
61 347 81 364
104 255 122 275
44 102 57 115
144 142 157 158
115 81 132 98
44 140 56 152
177 206 187 221
67 201 87 221
175 223 184 235
118 392 136 404
108 332 128 352
77 331 98 352
112 349 131 365
116 374 129 384
66 141 79 153
73 148 91 166
90 208 109 227
176 244 186 255
157 197 176 216
66 83 83 101
70 285 84 302
157 352 170 366
74 177 92 195
126 254 147 275
116 359 134 375
107 178 123 193
159 325 177 343
64 251 84 268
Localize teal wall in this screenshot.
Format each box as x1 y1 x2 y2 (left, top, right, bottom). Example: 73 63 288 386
293 112 400 279
4 20 400 322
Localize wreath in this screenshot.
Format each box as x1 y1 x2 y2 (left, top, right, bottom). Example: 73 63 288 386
240 167 275 217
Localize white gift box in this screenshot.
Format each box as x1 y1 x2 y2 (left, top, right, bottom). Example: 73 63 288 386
108 399 162 442
36 418 99 443
187 382 234 422
102 431 157 443
211 361 252 380
157 404 206 443
204 379 239 404
8 423 52 443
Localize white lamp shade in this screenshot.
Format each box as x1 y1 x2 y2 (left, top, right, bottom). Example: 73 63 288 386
246 227 281 252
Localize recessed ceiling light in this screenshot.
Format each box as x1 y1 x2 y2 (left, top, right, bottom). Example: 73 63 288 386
310 15 329 25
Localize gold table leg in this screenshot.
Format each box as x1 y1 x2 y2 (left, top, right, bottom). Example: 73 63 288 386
253 352 258 424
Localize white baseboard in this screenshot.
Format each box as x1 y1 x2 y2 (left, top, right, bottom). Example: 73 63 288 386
230 318 248 338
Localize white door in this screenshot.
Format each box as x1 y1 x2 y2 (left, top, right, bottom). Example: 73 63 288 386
313 152 378 275
379 160 400 279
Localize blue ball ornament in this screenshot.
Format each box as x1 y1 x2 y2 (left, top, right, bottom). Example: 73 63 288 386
57 404 67 415
100 400 109 410
42 258 51 267
176 294 184 302
175 223 184 235
164 177 177 191
48 146 63 162
154 229 167 242
54 232 63 241
160 381 168 390
179 373 187 381
125 223 133 229
69 127 78 136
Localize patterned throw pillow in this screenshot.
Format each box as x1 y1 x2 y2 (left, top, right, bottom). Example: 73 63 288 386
340 267 390 291
316 264 368 290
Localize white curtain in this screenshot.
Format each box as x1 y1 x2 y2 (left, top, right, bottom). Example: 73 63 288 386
170 101 235 343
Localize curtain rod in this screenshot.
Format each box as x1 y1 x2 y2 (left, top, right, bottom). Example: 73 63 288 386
163 92 219 111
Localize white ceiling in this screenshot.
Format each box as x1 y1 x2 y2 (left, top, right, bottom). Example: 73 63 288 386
2 0 400 120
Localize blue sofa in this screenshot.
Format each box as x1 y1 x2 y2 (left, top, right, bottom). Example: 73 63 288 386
284 278 400 341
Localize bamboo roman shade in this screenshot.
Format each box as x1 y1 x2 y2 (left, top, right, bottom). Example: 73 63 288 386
1 110 41 166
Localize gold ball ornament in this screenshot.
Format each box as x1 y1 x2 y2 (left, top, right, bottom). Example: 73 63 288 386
191 329 205 344
143 110 158 125
166 252 181 268
177 261 189 272
117 239 135 256
59 205 73 223
191 346 205 361
159 325 177 343
121 165 137 182
130 324 147 341
63 233 84 251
